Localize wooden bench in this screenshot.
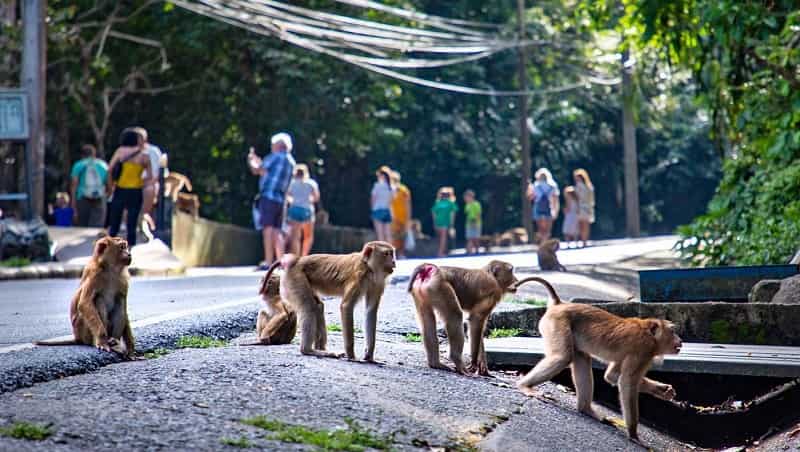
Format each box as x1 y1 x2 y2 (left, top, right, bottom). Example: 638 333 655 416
485 337 800 378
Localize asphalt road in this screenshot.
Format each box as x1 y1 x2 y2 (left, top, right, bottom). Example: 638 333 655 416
0 236 677 349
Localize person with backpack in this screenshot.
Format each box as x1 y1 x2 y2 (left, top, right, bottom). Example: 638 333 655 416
70 144 109 227
527 167 560 243
107 129 154 246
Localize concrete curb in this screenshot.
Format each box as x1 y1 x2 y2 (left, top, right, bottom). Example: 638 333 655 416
0 263 186 280
0 302 257 394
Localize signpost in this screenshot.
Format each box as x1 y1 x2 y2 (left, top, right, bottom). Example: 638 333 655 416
0 90 34 218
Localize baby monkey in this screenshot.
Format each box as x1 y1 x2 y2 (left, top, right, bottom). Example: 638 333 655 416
514 276 682 443
239 273 298 346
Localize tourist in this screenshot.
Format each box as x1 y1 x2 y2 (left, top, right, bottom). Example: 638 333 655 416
573 168 595 247
286 163 320 256
69 144 108 227
370 166 394 243
50 192 74 227
107 129 153 246
562 186 579 245
431 186 457 257
527 168 560 243
463 189 482 255
133 127 163 233
248 132 296 269
389 171 412 258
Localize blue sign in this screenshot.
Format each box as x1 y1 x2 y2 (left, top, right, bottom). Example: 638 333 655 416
0 90 29 140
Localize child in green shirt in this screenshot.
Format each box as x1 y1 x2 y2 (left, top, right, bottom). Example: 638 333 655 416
463 189 482 254
431 186 458 257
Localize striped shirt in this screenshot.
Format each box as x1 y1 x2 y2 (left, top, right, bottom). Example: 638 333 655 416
259 151 296 203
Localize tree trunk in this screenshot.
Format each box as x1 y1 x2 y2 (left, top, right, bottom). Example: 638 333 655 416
22 0 46 219
621 47 640 237
516 0 533 242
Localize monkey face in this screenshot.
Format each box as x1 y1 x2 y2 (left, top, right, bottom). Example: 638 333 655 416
261 275 281 297
486 260 517 289
362 241 396 274
94 237 132 267
650 320 682 355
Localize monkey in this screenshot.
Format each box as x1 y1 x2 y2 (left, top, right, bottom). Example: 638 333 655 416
266 241 396 361
35 235 135 359
238 273 298 346
513 276 682 442
175 192 200 218
164 171 194 202
407 260 518 376
537 238 566 271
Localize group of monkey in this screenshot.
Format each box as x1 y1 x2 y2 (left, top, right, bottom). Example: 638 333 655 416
36 236 683 445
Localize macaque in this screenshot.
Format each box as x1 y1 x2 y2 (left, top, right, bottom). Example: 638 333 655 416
270 241 396 361
514 276 682 442
537 239 566 272
35 235 135 359
238 273 297 346
407 260 518 375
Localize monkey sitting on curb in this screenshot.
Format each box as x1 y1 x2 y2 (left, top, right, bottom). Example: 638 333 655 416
264 241 396 361
407 260 518 375
514 276 682 443
537 238 566 271
239 273 298 346
35 235 135 359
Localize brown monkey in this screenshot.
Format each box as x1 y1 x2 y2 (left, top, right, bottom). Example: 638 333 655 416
537 239 566 271
238 273 298 346
35 236 135 359
407 260 518 375
271 241 396 360
514 277 682 442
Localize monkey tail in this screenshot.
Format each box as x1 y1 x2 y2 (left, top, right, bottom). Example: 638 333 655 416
34 339 79 346
259 261 283 295
511 276 562 307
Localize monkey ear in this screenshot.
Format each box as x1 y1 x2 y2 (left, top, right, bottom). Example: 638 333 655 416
648 320 661 337
362 243 374 262
94 239 108 257
489 262 501 277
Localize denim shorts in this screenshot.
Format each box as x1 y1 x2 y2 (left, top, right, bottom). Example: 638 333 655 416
287 205 313 223
465 224 482 239
371 208 392 224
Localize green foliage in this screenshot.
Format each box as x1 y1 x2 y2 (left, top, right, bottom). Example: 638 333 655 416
617 0 800 265
0 422 52 441
241 416 395 451
506 296 548 307
326 324 342 332
487 328 522 339
220 436 253 448
404 333 422 343
175 335 227 348
0 257 32 268
142 347 171 359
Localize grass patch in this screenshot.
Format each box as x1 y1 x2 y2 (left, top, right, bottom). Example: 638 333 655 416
142 347 170 359
507 297 548 307
327 324 362 333
488 328 522 339
175 335 227 348
0 257 32 268
220 436 252 448
241 416 394 451
0 421 52 441
404 333 422 343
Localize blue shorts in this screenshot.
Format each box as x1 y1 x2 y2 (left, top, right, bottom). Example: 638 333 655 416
533 210 552 220
371 208 392 224
465 224 482 239
287 205 313 223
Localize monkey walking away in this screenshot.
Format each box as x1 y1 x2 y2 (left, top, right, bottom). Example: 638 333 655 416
266 241 396 361
238 273 298 346
514 276 682 443
35 235 136 359
407 260 518 375
537 239 566 271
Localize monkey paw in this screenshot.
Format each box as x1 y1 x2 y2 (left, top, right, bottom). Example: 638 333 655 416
517 384 539 397
656 384 676 400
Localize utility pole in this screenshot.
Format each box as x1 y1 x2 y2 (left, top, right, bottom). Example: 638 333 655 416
516 0 533 242
621 47 640 237
22 0 46 218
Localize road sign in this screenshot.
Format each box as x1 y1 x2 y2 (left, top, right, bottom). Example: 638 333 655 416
0 90 29 140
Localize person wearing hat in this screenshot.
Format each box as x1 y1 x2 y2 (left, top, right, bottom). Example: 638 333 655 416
431 186 458 257
248 132 296 269
370 165 395 242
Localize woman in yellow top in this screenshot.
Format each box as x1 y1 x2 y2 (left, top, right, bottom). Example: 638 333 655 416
389 171 412 258
106 129 153 246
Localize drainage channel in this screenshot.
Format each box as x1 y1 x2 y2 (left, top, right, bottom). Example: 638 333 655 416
499 365 800 449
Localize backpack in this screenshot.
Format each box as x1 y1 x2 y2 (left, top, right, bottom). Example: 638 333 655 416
82 159 104 199
534 184 553 215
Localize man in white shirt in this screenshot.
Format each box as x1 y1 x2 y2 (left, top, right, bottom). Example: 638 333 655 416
133 127 164 232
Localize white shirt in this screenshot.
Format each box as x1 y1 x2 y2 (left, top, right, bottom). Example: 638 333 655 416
288 178 319 210
371 182 394 210
142 144 163 180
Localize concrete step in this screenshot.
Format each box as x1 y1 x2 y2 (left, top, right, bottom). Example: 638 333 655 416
486 336 800 378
